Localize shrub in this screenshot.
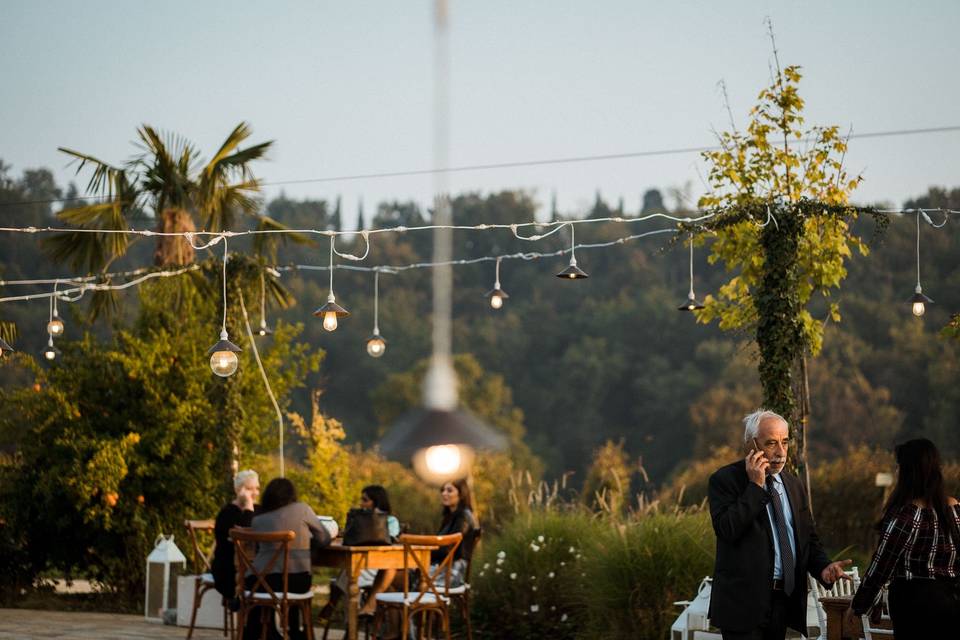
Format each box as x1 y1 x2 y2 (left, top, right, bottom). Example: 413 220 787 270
581 509 715 640
471 506 715 640
471 510 595 640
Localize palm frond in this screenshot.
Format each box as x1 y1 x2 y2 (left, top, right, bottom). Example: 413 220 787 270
87 288 120 323
201 180 263 232
252 214 315 261
0 320 16 344
136 125 198 213
58 147 127 196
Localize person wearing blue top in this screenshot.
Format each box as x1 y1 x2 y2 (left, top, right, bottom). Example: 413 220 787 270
321 485 402 620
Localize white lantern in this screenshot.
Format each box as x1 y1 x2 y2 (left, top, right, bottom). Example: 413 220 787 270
670 576 713 640
145 534 187 622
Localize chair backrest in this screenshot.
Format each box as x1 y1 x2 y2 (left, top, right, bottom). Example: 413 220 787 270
462 527 482 584
399 533 462 606
807 568 861 640
184 519 216 574
230 527 296 605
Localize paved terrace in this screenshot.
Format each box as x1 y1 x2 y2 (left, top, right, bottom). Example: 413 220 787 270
0 609 363 640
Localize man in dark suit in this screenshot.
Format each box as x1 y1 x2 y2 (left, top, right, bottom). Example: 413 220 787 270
707 409 852 640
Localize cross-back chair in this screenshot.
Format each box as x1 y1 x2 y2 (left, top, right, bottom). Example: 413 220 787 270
231 527 316 640
184 519 232 639
372 533 462 640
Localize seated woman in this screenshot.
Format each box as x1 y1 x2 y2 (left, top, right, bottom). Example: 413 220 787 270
431 478 479 588
321 485 401 619
212 469 260 602
243 477 330 640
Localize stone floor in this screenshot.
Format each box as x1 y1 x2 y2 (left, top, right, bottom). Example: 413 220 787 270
0 609 359 640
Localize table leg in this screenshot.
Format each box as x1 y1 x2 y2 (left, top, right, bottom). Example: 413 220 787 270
346 557 360 640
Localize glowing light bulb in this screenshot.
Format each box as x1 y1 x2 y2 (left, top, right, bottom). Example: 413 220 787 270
47 317 64 336
912 302 926 317
210 350 239 377
322 312 338 332
424 445 462 476
43 348 57 361
366 336 386 358
490 294 503 309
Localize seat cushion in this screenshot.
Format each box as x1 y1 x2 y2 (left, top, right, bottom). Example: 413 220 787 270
375 591 449 605
200 573 215 584
244 590 314 601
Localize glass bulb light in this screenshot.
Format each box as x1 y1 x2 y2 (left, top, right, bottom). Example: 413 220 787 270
42 338 59 361
210 350 239 377
411 443 475 485
490 294 503 309
322 312 338 332
366 335 386 358
47 317 64 336
912 302 926 317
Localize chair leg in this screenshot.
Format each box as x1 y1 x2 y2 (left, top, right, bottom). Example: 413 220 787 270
303 601 315 640
188 580 202 640
461 593 473 640
443 609 452 640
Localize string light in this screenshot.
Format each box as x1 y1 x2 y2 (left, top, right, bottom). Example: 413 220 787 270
42 336 60 361
909 211 934 317
678 233 706 311
313 236 350 332
366 270 387 358
46 282 65 336
486 257 509 309
255 271 273 337
207 236 241 377
556 223 589 279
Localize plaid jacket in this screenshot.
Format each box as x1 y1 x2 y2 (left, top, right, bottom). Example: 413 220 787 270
851 503 960 614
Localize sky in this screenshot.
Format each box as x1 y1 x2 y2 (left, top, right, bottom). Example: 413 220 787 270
2 1 959 228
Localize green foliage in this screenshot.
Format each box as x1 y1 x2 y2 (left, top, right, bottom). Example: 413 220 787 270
471 507 715 640
694 60 882 434
471 510 596 640
582 440 634 513
0 260 319 605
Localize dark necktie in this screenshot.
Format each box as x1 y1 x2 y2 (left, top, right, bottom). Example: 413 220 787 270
766 475 796 596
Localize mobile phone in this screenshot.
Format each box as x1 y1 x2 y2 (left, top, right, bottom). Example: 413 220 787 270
752 437 768 460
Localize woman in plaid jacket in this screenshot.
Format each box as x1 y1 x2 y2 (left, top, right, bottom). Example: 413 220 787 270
849 438 960 639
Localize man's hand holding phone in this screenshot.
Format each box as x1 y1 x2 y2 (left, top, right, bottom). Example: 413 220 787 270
746 441 769 488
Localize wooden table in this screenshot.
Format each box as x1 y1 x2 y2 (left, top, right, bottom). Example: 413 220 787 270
820 596 894 640
312 542 435 640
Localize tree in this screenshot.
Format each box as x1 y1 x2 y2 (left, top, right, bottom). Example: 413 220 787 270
46 122 288 274
0 259 319 601
692 43 876 495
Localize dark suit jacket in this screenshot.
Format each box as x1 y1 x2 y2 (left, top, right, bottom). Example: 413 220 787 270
707 461 832 633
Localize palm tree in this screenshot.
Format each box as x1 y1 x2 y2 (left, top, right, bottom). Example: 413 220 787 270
47 122 281 272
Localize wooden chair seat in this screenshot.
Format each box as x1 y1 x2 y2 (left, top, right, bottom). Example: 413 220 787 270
184 519 231 640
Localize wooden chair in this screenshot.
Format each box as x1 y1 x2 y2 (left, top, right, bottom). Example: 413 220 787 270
231 527 316 640
184 519 232 639
807 567 859 640
372 533 462 640
446 528 480 640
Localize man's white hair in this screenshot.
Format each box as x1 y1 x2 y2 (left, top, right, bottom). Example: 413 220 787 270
743 409 787 443
233 469 259 492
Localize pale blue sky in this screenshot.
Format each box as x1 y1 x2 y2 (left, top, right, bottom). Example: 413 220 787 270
2 1 958 226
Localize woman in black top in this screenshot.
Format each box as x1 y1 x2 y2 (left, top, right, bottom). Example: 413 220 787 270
432 479 478 586
212 469 260 599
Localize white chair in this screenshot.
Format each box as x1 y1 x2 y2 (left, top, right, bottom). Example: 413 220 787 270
861 586 893 640
807 567 860 640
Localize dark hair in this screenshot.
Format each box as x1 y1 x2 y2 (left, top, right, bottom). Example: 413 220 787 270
260 478 298 514
880 438 959 542
362 485 392 514
441 478 473 521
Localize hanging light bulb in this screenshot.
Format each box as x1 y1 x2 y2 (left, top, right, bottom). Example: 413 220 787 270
255 271 273 337
366 270 387 358
907 211 933 317
42 336 60 361
485 257 509 309
47 286 65 336
678 232 706 311
0 335 15 359
313 236 350 331
208 329 241 377
207 236 242 377
555 223 589 279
